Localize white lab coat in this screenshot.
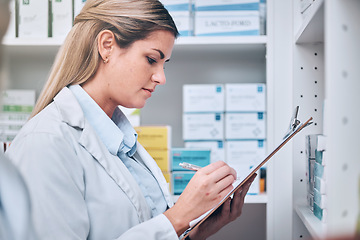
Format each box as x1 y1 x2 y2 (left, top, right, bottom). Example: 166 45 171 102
0 153 37 240
6 87 179 240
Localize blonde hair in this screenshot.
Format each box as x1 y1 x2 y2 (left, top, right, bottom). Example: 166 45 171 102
31 0 178 118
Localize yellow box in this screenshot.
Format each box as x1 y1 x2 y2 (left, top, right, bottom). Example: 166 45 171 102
135 125 171 150
162 171 172 193
147 149 171 172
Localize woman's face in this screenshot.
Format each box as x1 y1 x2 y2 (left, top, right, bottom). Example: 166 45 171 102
84 30 175 116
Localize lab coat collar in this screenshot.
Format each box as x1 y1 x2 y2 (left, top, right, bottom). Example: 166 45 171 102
53 87 151 222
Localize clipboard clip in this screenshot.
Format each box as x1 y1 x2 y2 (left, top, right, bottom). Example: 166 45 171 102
283 106 313 139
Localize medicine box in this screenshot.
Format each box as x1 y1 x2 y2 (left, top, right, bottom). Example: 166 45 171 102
161 0 193 12
194 11 259 36
225 83 266 112
183 113 224 140
225 140 266 166
185 140 225 163
147 149 171 172
225 112 266 139
194 0 259 11
18 0 49 38
51 0 73 38
0 90 35 142
135 125 171 150
169 11 193 36
172 171 195 195
183 84 225 113
74 0 87 19
314 176 326 195
171 148 210 171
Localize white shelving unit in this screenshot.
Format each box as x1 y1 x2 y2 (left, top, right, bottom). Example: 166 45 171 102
292 0 360 239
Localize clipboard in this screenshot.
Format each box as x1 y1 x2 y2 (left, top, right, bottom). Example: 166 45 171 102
183 115 313 239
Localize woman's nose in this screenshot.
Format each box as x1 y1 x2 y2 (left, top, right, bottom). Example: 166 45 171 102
151 68 166 85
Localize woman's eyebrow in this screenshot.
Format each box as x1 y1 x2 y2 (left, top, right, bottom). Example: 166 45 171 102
152 48 164 59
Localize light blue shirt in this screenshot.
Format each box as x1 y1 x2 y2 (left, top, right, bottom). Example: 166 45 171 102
69 85 167 217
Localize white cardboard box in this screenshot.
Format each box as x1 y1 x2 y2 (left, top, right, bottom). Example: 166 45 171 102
195 0 259 11
161 0 193 11
52 0 73 38
194 10 259 36
185 140 225 163
169 11 193 36
183 113 224 140
183 84 224 113
225 112 266 139
225 140 266 165
19 0 49 38
225 83 266 112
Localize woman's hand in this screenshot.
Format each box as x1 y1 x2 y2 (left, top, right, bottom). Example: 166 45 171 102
188 173 257 240
164 161 237 236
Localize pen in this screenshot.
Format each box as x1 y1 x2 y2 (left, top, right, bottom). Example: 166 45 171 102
179 162 202 171
179 162 242 180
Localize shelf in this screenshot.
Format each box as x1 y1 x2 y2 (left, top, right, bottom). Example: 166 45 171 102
2 35 267 56
295 0 324 44
295 204 326 240
172 193 268 204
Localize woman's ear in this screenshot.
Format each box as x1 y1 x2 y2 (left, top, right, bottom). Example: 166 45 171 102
98 30 115 64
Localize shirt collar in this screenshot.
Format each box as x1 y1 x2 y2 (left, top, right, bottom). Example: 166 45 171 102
68 85 137 156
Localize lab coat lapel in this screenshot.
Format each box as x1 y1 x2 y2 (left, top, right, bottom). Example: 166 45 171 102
78 124 151 221
53 87 151 222
135 144 174 208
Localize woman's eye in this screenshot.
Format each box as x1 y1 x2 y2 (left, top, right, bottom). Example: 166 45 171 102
147 57 157 65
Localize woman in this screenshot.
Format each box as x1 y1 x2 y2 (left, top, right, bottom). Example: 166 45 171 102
6 0 255 239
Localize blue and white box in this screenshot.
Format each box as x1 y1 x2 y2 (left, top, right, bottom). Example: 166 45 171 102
161 0 194 12
52 0 73 38
225 83 266 112
161 0 194 36
194 0 259 11
171 148 211 171
169 11 193 36
225 140 266 166
172 171 195 195
225 140 265 194
183 113 224 140
194 0 259 36
194 11 259 36
225 112 266 139
18 0 49 38
185 141 225 163
183 84 225 113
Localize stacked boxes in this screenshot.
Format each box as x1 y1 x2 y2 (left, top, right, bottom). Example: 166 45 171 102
160 0 194 36
18 0 49 38
5 0 88 39
0 90 35 143
51 0 73 38
135 125 172 188
183 83 266 195
225 83 266 194
171 148 210 195
305 134 327 222
194 0 260 36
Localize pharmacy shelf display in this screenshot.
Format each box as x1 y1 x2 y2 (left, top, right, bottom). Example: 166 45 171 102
292 0 360 239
